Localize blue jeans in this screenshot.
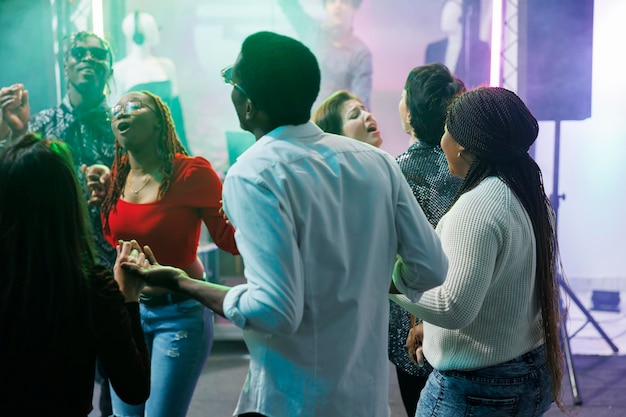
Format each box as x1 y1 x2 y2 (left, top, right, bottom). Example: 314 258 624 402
416 345 553 417
110 299 213 417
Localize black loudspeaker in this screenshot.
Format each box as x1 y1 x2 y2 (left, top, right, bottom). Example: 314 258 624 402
524 0 594 121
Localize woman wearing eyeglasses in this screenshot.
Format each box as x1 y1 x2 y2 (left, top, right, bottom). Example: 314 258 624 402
94 90 238 417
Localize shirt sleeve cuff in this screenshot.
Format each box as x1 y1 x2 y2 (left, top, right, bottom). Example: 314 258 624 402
223 284 248 329
391 256 411 296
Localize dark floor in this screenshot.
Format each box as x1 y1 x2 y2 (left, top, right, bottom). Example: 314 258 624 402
90 341 626 417
545 354 626 417
192 346 626 417
90 285 626 416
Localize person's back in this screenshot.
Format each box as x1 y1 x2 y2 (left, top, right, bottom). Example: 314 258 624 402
226 125 441 415
0 135 150 416
1 265 148 416
389 63 466 416
390 87 565 415
122 31 447 417
224 123 445 416
219 31 448 417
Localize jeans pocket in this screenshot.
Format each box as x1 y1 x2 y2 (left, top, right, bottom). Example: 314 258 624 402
466 395 519 417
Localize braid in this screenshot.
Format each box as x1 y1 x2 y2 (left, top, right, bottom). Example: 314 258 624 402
502 158 563 409
447 87 564 409
101 148 129 229
143 91 188 199
101 91 189 227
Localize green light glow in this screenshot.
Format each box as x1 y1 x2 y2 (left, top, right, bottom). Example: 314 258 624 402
91 0 103 36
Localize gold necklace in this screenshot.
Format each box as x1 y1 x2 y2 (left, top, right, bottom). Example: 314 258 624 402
130 175 151 194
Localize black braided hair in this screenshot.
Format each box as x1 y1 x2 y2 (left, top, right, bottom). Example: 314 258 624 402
446 87 564 409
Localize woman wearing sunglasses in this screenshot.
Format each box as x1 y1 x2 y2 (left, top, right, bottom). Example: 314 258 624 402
91 90 238 417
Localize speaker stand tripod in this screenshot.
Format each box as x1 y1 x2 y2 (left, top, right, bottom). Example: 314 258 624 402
550 120 619 406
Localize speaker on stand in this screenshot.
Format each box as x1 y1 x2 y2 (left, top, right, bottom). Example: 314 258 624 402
520 0 617 406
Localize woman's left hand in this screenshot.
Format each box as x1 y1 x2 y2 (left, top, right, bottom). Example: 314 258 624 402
114 240 149 302
83 163 111 206
405 322 425 367
119 242 188 292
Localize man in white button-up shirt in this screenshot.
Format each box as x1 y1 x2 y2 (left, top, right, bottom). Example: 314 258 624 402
125 31 447 417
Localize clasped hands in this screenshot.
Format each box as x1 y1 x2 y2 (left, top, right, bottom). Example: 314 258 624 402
115 240 187 293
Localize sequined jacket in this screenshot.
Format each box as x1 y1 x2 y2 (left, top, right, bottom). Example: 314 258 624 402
389 140 462 375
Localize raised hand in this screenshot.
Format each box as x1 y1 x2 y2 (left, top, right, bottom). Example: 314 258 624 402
83 163 111 206
0 84 30 137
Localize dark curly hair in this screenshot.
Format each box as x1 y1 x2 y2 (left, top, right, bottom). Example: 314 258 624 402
404 63 465 146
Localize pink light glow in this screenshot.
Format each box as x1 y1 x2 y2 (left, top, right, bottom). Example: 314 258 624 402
490 0 503 86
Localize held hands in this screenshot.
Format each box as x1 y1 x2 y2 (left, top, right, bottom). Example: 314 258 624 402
118 240 188 292
82 164 111 206
405 322 425 368
0 83 30 138
114 240 150 302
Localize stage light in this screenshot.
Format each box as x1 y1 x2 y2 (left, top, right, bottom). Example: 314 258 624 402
91 0 104 36
490 0 503 86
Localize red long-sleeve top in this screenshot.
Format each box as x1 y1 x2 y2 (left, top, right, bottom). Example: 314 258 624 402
103 155 238 266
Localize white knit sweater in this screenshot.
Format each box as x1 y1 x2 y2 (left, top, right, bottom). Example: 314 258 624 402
391 176 544 370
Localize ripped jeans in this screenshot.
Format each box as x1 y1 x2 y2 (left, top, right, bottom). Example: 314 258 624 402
110 299 213 417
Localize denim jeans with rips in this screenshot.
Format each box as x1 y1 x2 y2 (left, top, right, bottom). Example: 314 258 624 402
110 299 213 417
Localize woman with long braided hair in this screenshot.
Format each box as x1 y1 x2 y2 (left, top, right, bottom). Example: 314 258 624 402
94 91 238 417
390 86 564 416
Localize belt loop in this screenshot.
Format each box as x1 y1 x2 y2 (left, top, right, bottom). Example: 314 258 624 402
167 293 175 304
